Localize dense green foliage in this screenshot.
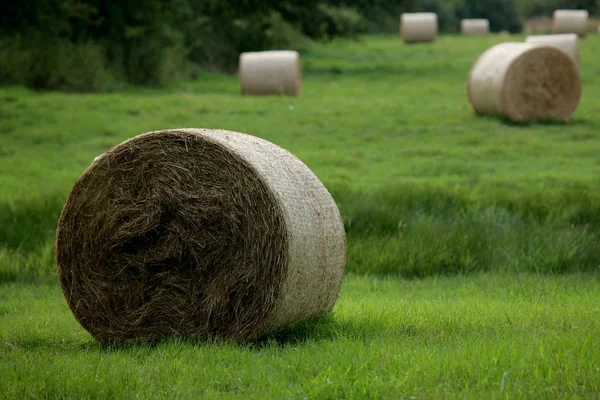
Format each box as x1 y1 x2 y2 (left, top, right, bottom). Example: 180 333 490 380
518 0 599 17
0 0 367 88
1 34 600 397
324 0 524 33
1 0 597 90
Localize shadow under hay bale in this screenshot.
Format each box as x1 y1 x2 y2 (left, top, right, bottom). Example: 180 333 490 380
400 13 438 43
239 51 301 96
56 129 346 344
467 43 581 123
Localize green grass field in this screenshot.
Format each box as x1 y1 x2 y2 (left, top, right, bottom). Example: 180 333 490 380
1 34 600 398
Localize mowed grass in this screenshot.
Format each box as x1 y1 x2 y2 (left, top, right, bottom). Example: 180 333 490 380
1 34 600 397
2 274 600 398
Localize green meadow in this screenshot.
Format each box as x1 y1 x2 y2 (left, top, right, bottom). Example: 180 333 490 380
1 35 600 398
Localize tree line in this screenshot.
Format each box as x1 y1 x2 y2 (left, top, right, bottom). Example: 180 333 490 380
0 0 596 90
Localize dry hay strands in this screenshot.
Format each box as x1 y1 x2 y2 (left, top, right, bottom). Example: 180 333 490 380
461 19 490 36
56 128 346 344
400 13 438 43
553 9 589 37
239 50 301 96
467 43 581 123
526 33 580 68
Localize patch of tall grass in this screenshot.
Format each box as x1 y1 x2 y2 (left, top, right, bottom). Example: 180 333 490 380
2 184 598 282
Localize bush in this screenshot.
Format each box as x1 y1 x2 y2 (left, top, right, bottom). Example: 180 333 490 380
0 36 30 85
0 32 192 90
264 12 312 51
326 0 524 34
314 5 368 39
519 0 599 18
187 12 311 73
455 0 522 33
24 36 113 92
124 39 189 87
0 32 115 91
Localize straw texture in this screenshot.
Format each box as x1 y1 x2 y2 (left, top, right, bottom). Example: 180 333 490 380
467 43 581 123
553 10 589 37
461 19 490 35
400 13 438 43
239 51 301 96
56 128 346 344
526 34 580 67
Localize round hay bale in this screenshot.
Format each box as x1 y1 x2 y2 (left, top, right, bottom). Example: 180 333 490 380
461 19 490 36
526 34 580 67
552 10 589 37
400 13 438 43
56 128 346 344
466 43 581 123
239 51 301 96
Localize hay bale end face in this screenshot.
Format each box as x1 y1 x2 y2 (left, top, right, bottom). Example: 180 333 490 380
526 34 580 67
467 42 581 123
239 51 301 96
461 19 490 35
400 13 438 43
56 129 346 344
553 9 589 37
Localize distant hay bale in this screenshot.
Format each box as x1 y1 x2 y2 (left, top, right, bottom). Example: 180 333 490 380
553 10 589 37
56 128 346 344
239 50 301 96
467 43 581 123
400 13 438 43
526 34 580 67
461 19 490 35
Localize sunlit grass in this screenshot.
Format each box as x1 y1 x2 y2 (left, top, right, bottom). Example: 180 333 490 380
1 34 600 397
1 273 599 398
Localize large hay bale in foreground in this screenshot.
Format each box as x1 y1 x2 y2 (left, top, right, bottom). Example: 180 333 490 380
400 13 438 43
553 10 589 37
467 43 581 123
526 34 580 67
239 50 301 96
56 128 346 344
461 19 490 35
